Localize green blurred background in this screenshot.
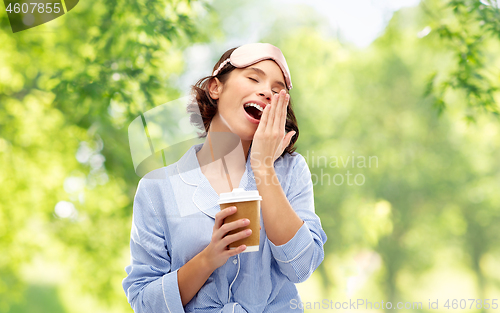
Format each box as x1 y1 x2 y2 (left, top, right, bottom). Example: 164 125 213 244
1 0 499 312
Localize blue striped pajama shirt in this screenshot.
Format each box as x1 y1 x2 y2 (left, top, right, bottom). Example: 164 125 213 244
122 142 327 312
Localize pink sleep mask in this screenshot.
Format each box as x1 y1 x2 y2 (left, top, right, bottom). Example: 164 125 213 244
212 43 292 90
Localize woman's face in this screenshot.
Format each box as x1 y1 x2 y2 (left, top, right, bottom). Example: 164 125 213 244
209 59 288 141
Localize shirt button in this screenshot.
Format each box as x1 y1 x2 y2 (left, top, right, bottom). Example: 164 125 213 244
233 258 238 265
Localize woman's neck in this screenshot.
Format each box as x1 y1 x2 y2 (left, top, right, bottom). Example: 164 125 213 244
196 131 251 179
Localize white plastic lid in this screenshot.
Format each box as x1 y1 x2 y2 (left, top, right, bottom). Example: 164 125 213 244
217 188 262 204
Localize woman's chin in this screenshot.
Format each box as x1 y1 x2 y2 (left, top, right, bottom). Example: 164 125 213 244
232 127 256 141
238 132 255 141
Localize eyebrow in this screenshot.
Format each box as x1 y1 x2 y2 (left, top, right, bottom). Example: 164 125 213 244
246 67 286 90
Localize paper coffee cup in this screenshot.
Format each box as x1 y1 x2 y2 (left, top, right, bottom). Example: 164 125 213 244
217 188 262 252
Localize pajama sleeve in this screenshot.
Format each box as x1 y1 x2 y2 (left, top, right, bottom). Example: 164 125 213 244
122 178 185 313
267 154 328 283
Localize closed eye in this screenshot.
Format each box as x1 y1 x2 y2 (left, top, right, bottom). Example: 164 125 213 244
248 78 279 94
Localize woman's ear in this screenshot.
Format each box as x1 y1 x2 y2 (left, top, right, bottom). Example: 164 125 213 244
208 77 223 100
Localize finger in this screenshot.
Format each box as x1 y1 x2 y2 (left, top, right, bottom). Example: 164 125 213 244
283 93 290 131
266 93 279 132
273 90 286 134
227 245 247 256
216 218 250 240
284 131 295 148
279 131 294 155
214 206 236 230
221 228 252 247
258 99 271 130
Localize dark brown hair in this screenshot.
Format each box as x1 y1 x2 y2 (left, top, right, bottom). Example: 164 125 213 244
187 46 299 157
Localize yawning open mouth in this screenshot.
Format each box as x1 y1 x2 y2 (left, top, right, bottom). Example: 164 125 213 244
244 102 264 120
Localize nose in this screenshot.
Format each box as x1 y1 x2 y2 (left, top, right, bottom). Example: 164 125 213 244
258 90 272 104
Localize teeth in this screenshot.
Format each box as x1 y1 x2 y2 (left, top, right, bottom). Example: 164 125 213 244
244 103 264 112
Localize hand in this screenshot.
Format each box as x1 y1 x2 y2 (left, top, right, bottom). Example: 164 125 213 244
250 89 296 173
201 206 252 270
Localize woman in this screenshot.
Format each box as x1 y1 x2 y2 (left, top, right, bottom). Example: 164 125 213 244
122 43 327 313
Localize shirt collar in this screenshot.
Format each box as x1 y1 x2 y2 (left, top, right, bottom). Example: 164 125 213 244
176 142 256 219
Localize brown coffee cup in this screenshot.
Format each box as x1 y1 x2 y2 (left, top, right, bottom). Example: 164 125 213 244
218 188 261 252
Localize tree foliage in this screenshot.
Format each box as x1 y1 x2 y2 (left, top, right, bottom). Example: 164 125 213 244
0 0 217 311
265 1 500 306
423 0 500 123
